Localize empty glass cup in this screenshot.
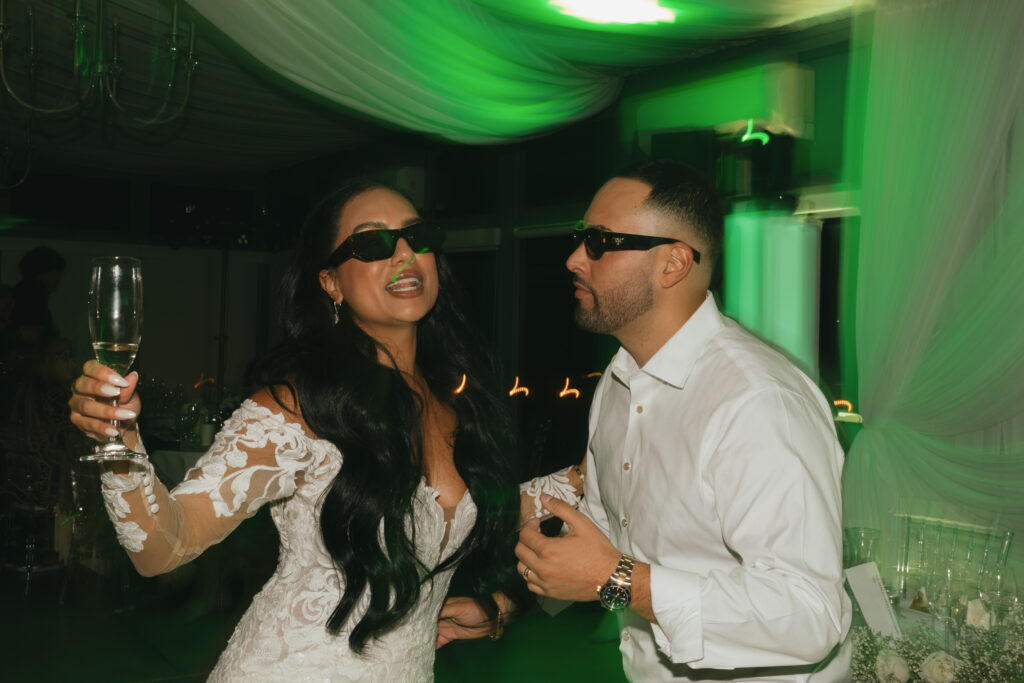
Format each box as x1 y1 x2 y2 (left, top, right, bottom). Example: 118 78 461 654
845 527 880 567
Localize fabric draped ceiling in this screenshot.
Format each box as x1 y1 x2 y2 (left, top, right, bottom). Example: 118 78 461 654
186 0 618 143
842 0 1024 576
183 0 853 144
3 0 854 173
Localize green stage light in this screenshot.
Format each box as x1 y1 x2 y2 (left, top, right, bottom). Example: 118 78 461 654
550 0 675 24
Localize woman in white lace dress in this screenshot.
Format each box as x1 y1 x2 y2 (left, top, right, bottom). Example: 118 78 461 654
69 180 583 681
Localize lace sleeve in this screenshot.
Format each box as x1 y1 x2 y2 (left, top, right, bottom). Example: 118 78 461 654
518 463 585 528
100 399 320 576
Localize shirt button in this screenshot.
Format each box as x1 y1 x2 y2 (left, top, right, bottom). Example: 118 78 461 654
621 518 629 528
623 462 632 471
622 632 632 642
636 405 644 414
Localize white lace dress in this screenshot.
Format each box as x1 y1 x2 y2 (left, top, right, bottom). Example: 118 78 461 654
100 400 475 681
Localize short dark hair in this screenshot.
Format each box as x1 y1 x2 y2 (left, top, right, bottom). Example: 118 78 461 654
615 159 724 269
18 247 66 280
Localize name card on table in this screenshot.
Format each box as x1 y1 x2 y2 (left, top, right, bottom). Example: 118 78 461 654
845 562 902 638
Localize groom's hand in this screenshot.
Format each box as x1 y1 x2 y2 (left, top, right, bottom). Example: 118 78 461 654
436 597 493 649
515 494 619 602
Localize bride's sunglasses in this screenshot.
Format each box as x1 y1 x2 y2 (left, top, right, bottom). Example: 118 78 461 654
571 220 701 263
325 221 445 267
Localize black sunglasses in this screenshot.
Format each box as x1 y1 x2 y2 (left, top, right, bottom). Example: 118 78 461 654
325 221 445 268
571 220 701 263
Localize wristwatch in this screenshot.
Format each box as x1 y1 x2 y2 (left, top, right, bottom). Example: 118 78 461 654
597 554 635 611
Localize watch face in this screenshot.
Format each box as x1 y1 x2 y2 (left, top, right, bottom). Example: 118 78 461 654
599 583 631 611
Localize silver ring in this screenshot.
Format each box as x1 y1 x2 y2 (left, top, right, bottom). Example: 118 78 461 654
522 566 531 581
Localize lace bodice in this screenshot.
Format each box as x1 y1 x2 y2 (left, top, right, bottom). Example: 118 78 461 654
101 400 477 681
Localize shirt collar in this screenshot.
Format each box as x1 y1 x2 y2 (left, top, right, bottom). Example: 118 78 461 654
609 291 723 390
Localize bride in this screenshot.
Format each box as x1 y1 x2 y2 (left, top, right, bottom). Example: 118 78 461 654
69 179 583 681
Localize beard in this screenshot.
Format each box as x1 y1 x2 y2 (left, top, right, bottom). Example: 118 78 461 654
573 274 654 335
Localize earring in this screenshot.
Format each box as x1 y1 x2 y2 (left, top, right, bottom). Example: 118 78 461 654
331 300 340 325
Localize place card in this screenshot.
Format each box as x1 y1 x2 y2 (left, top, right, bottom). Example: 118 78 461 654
845 562 902 638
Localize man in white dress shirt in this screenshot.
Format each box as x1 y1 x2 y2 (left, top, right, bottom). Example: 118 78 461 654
514 159 852 681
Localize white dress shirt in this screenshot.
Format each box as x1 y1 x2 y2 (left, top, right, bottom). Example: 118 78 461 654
581 293 851 682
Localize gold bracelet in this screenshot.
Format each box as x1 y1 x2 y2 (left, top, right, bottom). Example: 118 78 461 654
489 606 505 640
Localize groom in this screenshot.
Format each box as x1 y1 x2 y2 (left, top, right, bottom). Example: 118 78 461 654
441 159 850 681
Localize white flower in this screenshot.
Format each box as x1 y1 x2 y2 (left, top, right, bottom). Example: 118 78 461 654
966 598 991 629
919 651 959 683
874 650 910 683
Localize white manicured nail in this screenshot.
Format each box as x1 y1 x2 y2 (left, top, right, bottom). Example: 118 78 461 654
104 427 119 437
99 384 121 397
115 409 137 420
108 375 130 387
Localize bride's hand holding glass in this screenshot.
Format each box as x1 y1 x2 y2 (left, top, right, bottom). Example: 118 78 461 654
78 255 145 461
69 360 142 450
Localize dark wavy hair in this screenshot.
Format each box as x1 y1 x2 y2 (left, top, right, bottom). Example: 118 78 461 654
251 179 523 652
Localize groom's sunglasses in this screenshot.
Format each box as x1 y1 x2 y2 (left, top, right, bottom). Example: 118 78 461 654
571 220 700 263
325 221 445 267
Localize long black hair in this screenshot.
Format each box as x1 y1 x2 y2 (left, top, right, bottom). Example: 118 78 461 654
251 178 523 651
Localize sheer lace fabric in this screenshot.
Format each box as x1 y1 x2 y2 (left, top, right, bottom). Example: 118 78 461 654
100 400 476 681
519 465 582 526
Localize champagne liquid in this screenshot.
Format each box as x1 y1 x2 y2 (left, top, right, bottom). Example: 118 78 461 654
93 342 139 376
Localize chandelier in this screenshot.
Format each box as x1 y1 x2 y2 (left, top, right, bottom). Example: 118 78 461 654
0 0 198 125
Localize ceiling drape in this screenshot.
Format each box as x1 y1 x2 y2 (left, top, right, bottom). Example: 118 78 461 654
183 0 855 144
2 0 855 173
185 0 622 143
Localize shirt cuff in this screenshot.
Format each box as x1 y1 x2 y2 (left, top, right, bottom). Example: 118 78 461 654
649 564 705 664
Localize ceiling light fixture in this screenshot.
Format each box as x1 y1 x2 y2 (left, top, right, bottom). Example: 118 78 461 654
550 0 676 25
0 0 198 125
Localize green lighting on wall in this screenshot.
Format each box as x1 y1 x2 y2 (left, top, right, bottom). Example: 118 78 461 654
0 216 32 231
550 0 676 24
723 208 821 379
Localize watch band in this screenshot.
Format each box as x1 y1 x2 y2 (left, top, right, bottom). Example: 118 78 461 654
611 554 635 586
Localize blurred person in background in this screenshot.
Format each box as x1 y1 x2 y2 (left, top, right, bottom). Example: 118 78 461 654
12 246 66 345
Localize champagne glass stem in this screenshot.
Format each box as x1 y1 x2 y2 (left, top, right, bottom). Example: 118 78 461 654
107 395 121 444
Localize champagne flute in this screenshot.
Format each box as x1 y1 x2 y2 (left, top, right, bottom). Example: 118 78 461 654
81 256 146 462
981 566 1018 629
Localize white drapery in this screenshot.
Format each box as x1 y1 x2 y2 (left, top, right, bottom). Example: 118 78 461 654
184 0 854 143
842 0 1024 576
